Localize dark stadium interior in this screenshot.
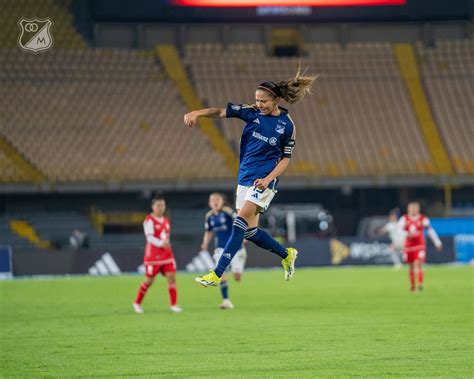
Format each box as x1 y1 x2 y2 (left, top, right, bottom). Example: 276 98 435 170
1 0 473 271
1 1 473 377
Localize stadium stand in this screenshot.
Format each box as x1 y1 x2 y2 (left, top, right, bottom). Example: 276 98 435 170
1 207 205 252
1 5 471 184
9 219 53 249
0 48 232 183
184 42 436 177
394 43 453 175
2 211 101 250
416 39 474 175
0 216 37 250
156 45 238 173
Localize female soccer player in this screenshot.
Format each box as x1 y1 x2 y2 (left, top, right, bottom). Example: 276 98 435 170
399 201 443 292
133 195 183 313
184 69 317 287
378 208 405 269
201 192 247 309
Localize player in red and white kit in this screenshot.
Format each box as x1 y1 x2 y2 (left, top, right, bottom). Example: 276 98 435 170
133 195 182 313
398 202 442 292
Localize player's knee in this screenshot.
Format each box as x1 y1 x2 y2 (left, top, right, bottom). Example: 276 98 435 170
238 203 259 222
145 277 154 285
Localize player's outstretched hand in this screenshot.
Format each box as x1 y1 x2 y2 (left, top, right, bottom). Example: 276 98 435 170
184 112 198 128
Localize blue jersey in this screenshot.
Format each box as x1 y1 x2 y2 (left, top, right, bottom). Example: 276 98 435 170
226 102 296 188
205 206 236 249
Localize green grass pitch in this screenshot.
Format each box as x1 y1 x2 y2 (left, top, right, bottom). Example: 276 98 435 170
1 266 472 378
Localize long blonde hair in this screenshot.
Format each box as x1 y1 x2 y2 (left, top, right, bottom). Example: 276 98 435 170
258 67 318 104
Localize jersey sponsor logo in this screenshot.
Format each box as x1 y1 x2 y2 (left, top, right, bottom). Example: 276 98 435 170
252 118 260 124
275 124 285 134
231 105 241 111
252 131 277 146
88 253 122 276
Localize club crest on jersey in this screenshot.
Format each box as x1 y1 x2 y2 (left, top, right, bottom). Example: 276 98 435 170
275 124 285 134
252 118 260 124
269 137 277 146
17 18 54 54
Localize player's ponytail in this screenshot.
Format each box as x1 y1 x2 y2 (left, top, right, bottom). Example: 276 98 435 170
276 66 318 104
259 67 318 105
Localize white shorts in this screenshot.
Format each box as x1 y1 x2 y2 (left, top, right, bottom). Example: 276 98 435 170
213 247 247 274
236 184 277 213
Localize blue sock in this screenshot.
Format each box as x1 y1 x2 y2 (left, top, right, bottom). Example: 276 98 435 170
215 217 247 277
245 227 288 259
220 280 229 299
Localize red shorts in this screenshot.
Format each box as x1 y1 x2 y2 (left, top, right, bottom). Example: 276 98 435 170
145 261 176 278
404 249 426 264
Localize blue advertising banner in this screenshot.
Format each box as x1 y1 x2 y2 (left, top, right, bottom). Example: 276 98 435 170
454 235 474 263
0 245 13 279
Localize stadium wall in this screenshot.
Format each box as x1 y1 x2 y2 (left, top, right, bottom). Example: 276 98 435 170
93 21 471 49
11 236 456 276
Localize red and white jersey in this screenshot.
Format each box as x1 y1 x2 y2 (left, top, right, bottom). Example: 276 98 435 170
398 214 432 252
143 214 174 265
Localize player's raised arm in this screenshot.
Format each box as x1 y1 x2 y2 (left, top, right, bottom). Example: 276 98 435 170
184 108 226 128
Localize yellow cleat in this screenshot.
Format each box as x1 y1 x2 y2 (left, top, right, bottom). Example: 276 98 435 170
195 270 221 287
281 248 298 281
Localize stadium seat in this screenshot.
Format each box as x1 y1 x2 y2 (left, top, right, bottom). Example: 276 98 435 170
1 48 232 182
416 40 474 175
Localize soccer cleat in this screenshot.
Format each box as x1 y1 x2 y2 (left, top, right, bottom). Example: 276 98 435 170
281 247 298 281
133 303 144 314
170 305 183 313
219 299 234 310
195 270 221 287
